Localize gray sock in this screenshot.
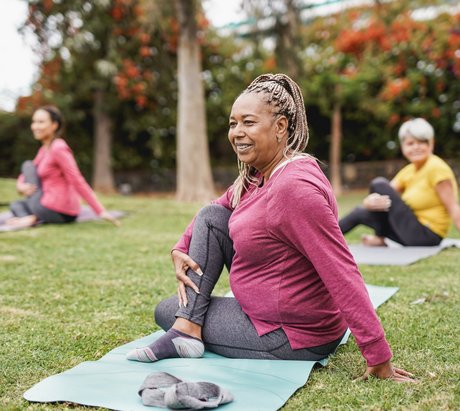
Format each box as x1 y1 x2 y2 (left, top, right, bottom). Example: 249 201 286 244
164 381 234 409
126 329 204 363
138 371 234 409
138 372 182 407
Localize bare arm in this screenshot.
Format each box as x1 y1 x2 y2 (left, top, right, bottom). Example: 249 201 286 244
435 179 460 232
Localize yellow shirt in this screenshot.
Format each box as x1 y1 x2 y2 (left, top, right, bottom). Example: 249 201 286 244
392 155 458 237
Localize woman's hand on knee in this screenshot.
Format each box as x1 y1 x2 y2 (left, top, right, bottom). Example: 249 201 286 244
357 360 417 383
17 182 37 197
171 250 203 307
363 193 392 211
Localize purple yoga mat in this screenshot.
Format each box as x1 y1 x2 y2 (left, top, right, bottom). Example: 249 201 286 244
0 206 125 232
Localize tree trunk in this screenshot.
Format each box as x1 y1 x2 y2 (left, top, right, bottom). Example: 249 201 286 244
275 0 303 80
329 101 343 196
92 88 115 193
174 0 215 203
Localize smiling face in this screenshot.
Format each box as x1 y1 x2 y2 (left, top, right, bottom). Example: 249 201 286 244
400 136 433 168
31 109 59 145
228 92 287 178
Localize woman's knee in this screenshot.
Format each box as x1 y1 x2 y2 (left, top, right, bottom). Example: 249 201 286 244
196 204 232 227
21 160 35 173
370 177 391 194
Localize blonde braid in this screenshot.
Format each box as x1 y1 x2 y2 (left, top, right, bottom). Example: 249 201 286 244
231 73 310 208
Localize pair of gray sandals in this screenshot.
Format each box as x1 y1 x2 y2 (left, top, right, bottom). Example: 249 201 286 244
138 371 234 409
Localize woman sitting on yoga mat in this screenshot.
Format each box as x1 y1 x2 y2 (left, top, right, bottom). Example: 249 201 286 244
7 105 119 228
339 118 460 246
127 73 414 382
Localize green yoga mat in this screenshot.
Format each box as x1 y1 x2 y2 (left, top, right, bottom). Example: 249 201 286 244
24 284 398 411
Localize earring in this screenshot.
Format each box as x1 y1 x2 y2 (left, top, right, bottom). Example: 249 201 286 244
276 135 282 143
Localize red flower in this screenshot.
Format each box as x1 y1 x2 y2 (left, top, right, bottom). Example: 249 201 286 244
136 95 147 108
138 32 151 44
111 7 124 21
431 107 441 118
139 46 152 58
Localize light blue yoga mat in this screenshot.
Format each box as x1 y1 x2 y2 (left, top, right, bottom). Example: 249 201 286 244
24 284 398 411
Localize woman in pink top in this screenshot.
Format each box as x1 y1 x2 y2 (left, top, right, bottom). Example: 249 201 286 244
7 105 118 228
127 74 414 382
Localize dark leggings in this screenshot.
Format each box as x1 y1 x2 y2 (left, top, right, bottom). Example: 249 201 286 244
10 161 76 224
155 204 344 361
339 177 442 246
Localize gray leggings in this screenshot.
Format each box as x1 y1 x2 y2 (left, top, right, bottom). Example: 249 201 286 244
155 204 343 361
10 161 76 224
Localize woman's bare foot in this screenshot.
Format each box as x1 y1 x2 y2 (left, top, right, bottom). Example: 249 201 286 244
362 234 387 247
5 215 37 228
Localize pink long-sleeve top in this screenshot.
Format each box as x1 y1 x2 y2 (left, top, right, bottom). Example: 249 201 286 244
17 138 104 216
174 157 392 366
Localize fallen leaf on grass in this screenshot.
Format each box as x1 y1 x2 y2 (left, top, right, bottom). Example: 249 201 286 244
0 255 17 262
410 297 426 305
410 291 449 305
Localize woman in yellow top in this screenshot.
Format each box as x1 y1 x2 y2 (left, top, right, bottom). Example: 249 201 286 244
339 118 460 246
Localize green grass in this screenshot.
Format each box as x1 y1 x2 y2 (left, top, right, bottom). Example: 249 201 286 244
0 178 459 410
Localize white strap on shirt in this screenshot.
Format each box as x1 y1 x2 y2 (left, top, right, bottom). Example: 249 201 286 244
270 155 304 178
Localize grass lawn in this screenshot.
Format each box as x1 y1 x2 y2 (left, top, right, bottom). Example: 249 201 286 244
0 177 459 410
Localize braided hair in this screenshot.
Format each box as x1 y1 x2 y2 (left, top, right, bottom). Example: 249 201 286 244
231 73 310 207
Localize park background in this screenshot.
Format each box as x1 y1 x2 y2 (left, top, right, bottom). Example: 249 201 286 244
0 0 459 201
1 1 460 410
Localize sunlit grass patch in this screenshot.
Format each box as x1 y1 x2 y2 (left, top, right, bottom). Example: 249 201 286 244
1 180 459 410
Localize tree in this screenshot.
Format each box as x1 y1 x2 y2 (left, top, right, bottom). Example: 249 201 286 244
301 17 360 195
242 0 304 80
330 86 343 195
333 0 460 156
273 0 304 80
174 0 215 202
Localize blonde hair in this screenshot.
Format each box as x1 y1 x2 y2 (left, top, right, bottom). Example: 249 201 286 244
398 118 434 143
231 73 310 207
